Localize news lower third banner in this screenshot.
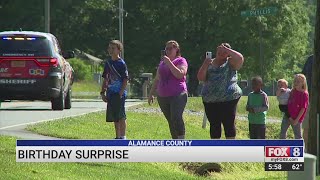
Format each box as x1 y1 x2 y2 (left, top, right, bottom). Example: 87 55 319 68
16 140 304 163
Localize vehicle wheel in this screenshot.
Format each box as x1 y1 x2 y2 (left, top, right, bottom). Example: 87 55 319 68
64 88 72 109
51 89 65 111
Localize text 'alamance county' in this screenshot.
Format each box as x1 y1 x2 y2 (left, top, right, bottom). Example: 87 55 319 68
128 140 193 146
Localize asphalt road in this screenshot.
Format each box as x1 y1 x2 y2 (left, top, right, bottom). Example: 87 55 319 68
0 99 143 139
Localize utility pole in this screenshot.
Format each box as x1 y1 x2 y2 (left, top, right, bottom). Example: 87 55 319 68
44 0 50 33
308 0 320 174
119 0 124 59
258 16 263 78
240 7 277 78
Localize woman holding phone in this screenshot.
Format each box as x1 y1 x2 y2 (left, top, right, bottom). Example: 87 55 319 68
197 43 244 139
148 40 188 139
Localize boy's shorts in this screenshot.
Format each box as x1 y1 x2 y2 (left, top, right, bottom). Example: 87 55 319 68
106 93 126 122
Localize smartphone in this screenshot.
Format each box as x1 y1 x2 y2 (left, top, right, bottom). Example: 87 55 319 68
161 50 166 57
206 51 212 59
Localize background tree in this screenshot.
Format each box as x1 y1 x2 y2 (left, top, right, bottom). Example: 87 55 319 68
0 0 314 88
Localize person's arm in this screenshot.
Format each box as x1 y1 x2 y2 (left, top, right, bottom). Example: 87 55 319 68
253 93 269 113
163 57 187 79
292 92 309 125
100 63 107 94
246 94 251 111
119 63 129 97
292 108 306 125
148 68 160 105
100 77 108 94
100 74 109 102
149 68 159 96
221 45 244 70
119 78 128 97
276 88 282 97
197 58 212 82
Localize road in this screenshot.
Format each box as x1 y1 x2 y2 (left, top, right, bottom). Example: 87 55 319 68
0 99 143 139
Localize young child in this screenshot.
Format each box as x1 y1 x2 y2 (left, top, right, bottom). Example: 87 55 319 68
246 76 269 139
100 40 129 139
276 79 291 118
280 74 309 139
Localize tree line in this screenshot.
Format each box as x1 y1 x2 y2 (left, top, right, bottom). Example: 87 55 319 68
0 0 315 87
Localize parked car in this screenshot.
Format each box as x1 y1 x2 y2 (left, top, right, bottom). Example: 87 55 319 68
0 31 74 110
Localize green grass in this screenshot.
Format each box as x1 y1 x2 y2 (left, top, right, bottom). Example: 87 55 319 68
72 80 101 99
146 96 283 119
25 111 291 140
0 97 307 179
72 80 101 93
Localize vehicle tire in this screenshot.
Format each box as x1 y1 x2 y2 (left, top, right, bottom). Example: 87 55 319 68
51 89 65 111
64 88 72 109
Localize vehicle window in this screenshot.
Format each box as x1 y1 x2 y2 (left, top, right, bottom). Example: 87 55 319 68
0 36 52 56
52 36 62 55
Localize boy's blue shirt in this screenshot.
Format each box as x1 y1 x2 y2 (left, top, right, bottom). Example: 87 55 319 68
102 58 129 98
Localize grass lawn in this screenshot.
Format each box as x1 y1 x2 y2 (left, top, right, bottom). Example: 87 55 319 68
72 80 101 93
72 80 101 99
146 96 283 119
0 97 313 180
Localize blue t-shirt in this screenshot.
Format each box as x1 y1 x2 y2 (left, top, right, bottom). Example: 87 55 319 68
102 58 128 97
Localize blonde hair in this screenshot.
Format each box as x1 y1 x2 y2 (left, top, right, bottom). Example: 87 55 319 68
294 74 308 91
166 40 181 57
277 79 288 87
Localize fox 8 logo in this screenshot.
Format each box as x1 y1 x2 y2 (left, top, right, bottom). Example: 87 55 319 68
265 147 303 157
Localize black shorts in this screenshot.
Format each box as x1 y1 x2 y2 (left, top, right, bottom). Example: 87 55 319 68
106 93 126 122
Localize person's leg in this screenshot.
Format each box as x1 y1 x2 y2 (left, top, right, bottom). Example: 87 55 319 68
279 116 290 139
113 121 121 139
204 102 222 139
256 124 266 139
158 96 176 139
249 124 256 139
118 120 126 139
118 97 127 139
170 93 188 139
291 122 302 139
222 98 240 139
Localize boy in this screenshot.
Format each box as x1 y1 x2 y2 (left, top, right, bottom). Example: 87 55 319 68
246 76 269 139
100 40 128 139
276 79 291 118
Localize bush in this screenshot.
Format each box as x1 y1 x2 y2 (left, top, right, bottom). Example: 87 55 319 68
68 58 92 81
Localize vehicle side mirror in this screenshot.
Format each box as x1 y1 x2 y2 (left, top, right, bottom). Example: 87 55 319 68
63 51 75 59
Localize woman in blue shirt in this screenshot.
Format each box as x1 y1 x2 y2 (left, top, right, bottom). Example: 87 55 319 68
197 43 244 139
